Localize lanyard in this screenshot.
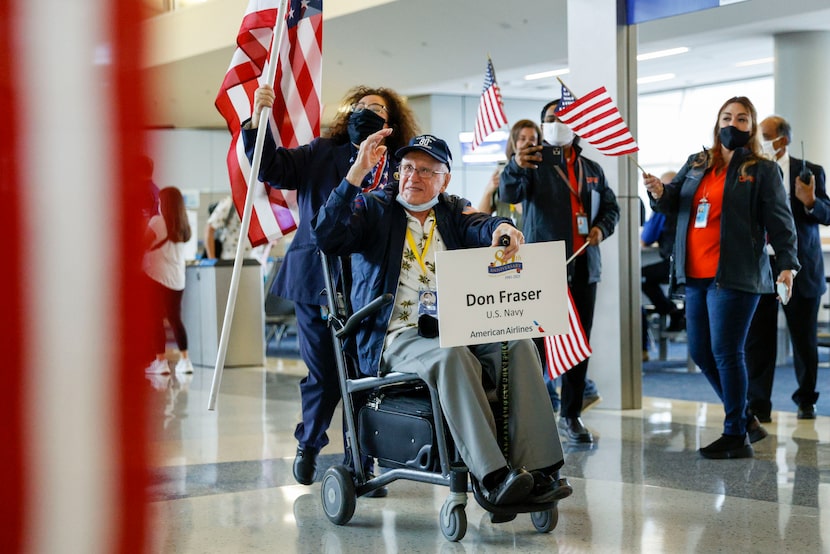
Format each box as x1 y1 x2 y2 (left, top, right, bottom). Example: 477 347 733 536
405 220 436 276
553 158 585 211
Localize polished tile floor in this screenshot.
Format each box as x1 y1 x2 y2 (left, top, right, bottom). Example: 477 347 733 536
147 358 829 553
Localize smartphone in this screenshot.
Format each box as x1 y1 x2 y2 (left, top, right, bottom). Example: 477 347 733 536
541 145 563 166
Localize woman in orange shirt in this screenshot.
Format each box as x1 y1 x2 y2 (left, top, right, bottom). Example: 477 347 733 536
644 97 799 460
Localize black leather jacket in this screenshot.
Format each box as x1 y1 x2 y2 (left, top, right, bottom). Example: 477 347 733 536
651 148 800 293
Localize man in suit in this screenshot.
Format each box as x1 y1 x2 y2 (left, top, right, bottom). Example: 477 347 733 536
745 115 829 421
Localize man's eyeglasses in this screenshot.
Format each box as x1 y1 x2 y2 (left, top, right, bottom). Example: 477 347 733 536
400 163 448 180
350 102 388 116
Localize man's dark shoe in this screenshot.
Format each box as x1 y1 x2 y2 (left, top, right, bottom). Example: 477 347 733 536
485 468 534 506
293 447 318 485
558 416 594 443
753 412 772 424
747 416 768 444
528 471 573 503
797 404 816 420
699 434 753 459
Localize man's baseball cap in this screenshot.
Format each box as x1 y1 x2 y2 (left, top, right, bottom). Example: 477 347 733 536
395 134 452 172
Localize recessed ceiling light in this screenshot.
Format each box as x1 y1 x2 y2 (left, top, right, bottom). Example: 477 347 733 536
637 47 689 61
524 68 570 81
734 57 774 67
637 73 675 84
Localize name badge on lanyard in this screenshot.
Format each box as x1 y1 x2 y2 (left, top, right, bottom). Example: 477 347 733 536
576 213 589 236
419 289 438 315
694 199 710 228
406 222 438 315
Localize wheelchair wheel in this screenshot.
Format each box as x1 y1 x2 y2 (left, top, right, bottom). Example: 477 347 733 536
530 506 558 533
439 503 467 542
321 466 356 526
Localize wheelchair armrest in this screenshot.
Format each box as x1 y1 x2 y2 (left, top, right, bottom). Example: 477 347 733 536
336 293 395 338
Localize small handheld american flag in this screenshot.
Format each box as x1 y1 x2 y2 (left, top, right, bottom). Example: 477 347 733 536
472 57 509 150
544 288 592 378
555 83 639 157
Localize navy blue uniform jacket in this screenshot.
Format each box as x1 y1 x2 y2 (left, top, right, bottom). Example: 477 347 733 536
243 125 385 305
312 180 511 376
786 156 829 299
499 143 620 284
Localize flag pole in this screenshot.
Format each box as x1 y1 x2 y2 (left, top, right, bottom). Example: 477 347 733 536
208 0 290 411
555 76 648 176
565 241 590 265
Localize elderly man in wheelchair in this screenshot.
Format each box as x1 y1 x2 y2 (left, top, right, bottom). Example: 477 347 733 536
312 130 572 513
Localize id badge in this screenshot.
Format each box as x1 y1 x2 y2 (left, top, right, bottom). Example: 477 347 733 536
418 289 438 316
576 214 589 236
694 200 710 228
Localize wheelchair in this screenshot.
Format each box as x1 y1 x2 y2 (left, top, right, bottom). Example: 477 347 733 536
317 252 563 542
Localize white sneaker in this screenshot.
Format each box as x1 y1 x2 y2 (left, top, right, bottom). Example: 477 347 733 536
175 358 194 375
145 359 170 374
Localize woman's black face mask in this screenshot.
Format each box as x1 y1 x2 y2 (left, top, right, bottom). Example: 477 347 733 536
719 125 751 151
348 109 386 145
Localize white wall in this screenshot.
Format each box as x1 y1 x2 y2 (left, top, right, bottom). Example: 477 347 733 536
148 128 233 254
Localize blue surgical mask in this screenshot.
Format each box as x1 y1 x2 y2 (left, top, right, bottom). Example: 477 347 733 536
396 194 439 212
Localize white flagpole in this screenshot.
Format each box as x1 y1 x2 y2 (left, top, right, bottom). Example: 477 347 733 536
565 241 590 265
208 0 290 411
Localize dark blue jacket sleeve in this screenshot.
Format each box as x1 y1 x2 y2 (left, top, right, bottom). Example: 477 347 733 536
312 179 372 256
499 157 531 204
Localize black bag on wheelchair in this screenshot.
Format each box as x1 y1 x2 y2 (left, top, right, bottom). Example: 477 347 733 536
358 385 443 472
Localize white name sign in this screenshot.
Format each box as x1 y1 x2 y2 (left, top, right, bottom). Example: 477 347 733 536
435 241 568 347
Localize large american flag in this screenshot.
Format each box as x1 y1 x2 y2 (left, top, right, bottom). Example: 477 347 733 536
473 57 509 150
2 0 150 550
555 84 639 157
544 288 592 378
215 0 324 247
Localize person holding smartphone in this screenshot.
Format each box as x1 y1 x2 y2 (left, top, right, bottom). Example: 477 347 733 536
478 119 541 231
499 99 620 444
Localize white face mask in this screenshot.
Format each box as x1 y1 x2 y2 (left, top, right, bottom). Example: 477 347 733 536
543 121 574 147
760 138 780 160
396 194 439 213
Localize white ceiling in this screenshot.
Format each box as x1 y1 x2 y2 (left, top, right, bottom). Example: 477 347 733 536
143 0 830 129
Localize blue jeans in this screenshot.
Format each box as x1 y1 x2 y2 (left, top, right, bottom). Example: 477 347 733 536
685 278 759 436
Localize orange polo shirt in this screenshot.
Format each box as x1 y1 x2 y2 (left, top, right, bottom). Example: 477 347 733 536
685 169 726 279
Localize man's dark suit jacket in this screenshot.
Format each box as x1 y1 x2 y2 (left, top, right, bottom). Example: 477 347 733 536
786 156 829 299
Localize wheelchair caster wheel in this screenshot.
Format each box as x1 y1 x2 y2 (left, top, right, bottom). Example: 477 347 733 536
321 466 356 525
531 505 558 533
439 502 467 542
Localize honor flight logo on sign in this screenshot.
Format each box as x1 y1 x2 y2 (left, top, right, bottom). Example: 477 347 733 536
487 249 522 275
435 241 568 347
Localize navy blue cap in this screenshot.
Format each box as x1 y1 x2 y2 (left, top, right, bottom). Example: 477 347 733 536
395 134 452 171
